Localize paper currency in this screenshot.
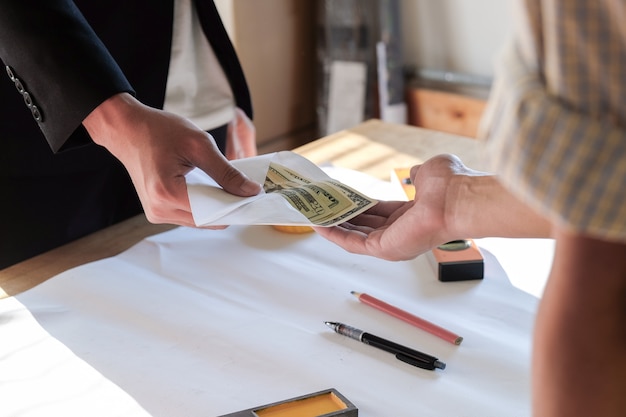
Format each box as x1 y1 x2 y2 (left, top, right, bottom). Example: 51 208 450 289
264 163 376 226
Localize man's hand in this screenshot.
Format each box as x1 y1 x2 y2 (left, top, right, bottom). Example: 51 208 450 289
83 93 261 227
226 107 257 160
314 154 467 261
314 154 551 261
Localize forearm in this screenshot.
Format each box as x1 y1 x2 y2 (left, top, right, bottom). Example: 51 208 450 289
533 230 626 416
447 174 552 240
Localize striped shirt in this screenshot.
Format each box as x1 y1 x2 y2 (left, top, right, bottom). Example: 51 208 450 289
479 0 626 241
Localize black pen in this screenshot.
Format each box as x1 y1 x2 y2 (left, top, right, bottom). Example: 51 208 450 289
325 321 446 371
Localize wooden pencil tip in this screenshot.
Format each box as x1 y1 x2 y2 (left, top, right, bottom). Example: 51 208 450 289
350 291 361 298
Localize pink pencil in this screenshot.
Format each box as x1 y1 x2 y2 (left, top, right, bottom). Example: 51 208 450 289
351 291 463 345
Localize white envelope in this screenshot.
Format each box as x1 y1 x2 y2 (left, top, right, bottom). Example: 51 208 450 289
186 151 378 227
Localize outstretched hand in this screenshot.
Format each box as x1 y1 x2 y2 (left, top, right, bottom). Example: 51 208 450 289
314 154 481 261
84 93 261 227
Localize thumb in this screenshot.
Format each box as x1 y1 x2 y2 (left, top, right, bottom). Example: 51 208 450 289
195 150 261 197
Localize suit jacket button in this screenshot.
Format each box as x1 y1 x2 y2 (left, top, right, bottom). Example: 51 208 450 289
5 65 15 81
23 91 33 107
14 78 25 94
31 105 43 122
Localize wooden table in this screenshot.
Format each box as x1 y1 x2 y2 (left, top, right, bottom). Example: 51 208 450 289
0 120 484 298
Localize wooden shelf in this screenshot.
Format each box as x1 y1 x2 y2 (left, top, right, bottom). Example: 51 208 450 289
406 87 487 139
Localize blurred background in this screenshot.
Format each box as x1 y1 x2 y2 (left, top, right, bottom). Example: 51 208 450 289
215 0 513 153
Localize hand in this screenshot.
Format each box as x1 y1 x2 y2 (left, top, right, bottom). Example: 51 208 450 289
83 93 261 227
314 154 488 261
315 153 553 261
226 107 258 160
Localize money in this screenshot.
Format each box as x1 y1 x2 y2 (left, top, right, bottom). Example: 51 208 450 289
264 162 377 226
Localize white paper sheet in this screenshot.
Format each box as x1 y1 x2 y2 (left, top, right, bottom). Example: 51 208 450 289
0 170 549 417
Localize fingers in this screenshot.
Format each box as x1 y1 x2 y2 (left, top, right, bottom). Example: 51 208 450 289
139 175 196 226
226 108 257 160
313 202 410 250
313 224 371 255
142 130 260 227
147 132 259 226
410 164 421 181
212 162 262 196
192 136 261 197
364 201 411 218
314 224 413 261
143 203 197 227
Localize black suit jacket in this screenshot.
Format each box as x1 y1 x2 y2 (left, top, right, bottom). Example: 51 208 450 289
0 0 252 267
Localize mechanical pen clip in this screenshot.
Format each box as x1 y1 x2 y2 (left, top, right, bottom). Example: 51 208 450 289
396 353 446 370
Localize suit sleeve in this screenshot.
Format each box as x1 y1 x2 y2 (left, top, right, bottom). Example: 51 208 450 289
0 0 134 152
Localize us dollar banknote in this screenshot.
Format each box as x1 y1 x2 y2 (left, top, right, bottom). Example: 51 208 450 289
263 162 377 226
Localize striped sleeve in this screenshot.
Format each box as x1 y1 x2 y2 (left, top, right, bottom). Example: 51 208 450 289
479 0 626 242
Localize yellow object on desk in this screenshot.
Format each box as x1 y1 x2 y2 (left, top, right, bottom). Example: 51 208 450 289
391 168 415 200
272 225 315 234
219 388 357 417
